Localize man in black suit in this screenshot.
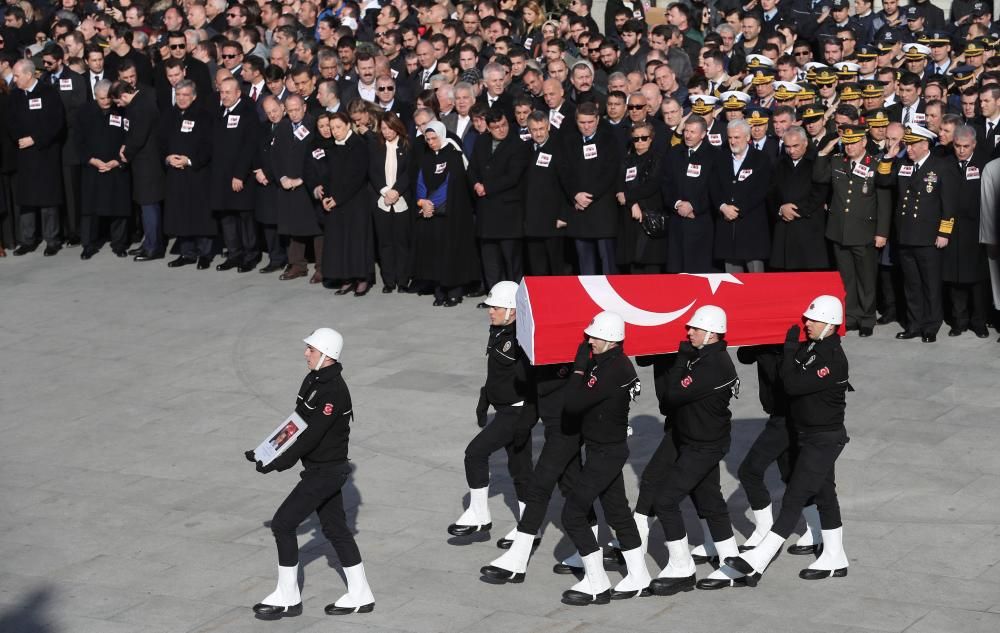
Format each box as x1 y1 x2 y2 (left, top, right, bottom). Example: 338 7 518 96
373 75 414 131
468 110 531 300
523 111 572 275
972 85 1000 159
104 22 154 87
159 31 213 102
768 125 830 272
41 44 86 247
662 115 718 273
478 62 514 121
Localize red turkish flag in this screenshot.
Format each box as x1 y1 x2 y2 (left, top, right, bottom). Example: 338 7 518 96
515 273 846 365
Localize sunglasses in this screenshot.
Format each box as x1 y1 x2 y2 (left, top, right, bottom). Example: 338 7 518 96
377 86 395 91
632 135 651 142
375 31 388 36
222 54 238 59
169 44 185 49
794 50 811 56
627 104 646 110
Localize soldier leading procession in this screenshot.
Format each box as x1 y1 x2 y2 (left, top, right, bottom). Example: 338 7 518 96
1 0 996 619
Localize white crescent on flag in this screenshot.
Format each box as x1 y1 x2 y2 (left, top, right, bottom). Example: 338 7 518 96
577 276 696 326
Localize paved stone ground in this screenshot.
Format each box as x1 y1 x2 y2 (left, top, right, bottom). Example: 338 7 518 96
2 250 1000 633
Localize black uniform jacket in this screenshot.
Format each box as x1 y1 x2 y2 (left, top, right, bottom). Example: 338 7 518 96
484 322 532 406
781 334 850 432
663 341 739 447
270 362 354 471
563 346 640 445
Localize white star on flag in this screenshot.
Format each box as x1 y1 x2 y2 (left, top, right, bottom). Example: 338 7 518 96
680 273 744 294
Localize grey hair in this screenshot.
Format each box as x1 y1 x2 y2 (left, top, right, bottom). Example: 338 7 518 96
953 124 977 143
784 125 808 144
94 78 113 96
727 119 751 136
175 79 197 96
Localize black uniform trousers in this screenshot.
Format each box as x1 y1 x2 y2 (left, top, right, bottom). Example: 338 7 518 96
372 209 411 288
633 427 679 517
480 238 523 289
219 210 260 264
178 236 214 259
270 462 362 568
898 244 943 335
262 224 288 266
562 441 640 556
518 415 595 535
464 404 534 500
772 427 848 537
833 242 879 329
19 206 61 248
525 237 565 275
877 262 904 323
737 415 792 511
652 441 733 543
948 281 987 332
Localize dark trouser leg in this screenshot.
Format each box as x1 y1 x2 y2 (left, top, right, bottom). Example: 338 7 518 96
853 244 878 328
373 210 397 286
270 468 348 566
737 416 790 511
240 211 260 262
575 239 598 275
220 212 244 262
500 238 524 282
949 282 971 330
834 244 861 328
263 225 288 266
109 217 129 250
140 203 162 253
315 464 362 567
600 469 642 552
689 460 734 542
970 281 988 331
19 207 38 246
562 442 632 556
525 238 549 275
464 405 521 490
480 239 502 289
914 246 943 335
196 236 214 258
62 164 81 241
287 237 307 272
898 246 922 332
652 444 728 542
597 238 617 274
178 237 197 259
313 236 324 274
877 264 897 320
505 404 536 501
40 206 60 248
634 430 678 516
518 416 582 535
79 215 100 249
771 428 848 538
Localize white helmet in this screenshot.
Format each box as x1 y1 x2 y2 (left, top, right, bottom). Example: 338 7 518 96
584 311 626 342
484 281 519 309
803 295 844 325
686 305 727 334
304 328 344 369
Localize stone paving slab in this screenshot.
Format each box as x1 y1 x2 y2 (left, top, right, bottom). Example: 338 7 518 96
2 251 1000 632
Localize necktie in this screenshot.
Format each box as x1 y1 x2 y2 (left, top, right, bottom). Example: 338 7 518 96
688 148 694 158
987 121 996 143
903 108 910 125
250 86 258 101
850 160 856 172
51 74 57 84
223 108 230 118
960 160 967 170
93 74 99 87
583 135 592 143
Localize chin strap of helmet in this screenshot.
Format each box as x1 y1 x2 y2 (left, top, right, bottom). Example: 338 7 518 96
817 324 833 341
697 330 712 349
599 340 611 354
504 307 512 324
313 353 327 371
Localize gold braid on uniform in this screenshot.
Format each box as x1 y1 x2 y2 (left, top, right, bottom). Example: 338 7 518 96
938 218 955 235
877 160 892 175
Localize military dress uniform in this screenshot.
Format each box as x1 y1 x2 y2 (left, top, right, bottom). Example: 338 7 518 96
814 127 891 332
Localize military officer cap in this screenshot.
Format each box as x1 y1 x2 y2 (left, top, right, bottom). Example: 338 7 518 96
830 0 849 9
971 1 990 17
904 5 922 20
864 108 890 128
903 43 931 60
798 104 825 121
922 31 951 47
859 80 885 99
689 94 719 115
797 83 818 100
720 90 751 110
746 54 775 69
854 44 879 60
834 62 860 81
746 106 770 126
838 83 863 101
751 68 777 85
950 65 977 87
964 39 987 58
839 124 867 144
877 31 898 52
814 67 838 85
902 124 936 144
774 81 802 101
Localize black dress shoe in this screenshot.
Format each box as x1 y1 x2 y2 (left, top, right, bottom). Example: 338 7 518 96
417 288 434 296
197 257 212 270
973 328 989 339
648 575 696 596
496 536 541 550
876 314 896 325
787 543 821 556
844 323 859 332
465 286 487 298
799 567 847 580
334 283 355 295
135 251 164 262
260 262 284 273
895 330 920 340
561 589 611 606
354 283 371 297
447 522 491 537
65 237 81 247
43 245 61 256
921 334 937 343
443 297 462 307
216 258 239 271
948 327 964 337
480 565 525 584
691 553 719 565
324 602 374 615
237 262 257 273
858 327 873 337
127 246 144 256
167 256 196 267
433 298 446 306
476 302 489 309
112 248 127 258
696 576 748 590
603 547 625 566
382 285 395 294
723 557 762 587
12 244 37 256
552 562 583 575
610 587 651 600
252 602 303 620
80 247 98 260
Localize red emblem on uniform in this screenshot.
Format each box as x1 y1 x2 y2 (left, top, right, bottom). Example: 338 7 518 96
681 376 693 388
816 367 830 378
587 376 597 388
323 403 334 415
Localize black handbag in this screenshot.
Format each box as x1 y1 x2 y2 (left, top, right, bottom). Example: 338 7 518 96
640 210 668 238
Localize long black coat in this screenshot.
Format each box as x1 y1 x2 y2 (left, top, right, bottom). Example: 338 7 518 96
252 121 282 225
77 102 131 218
617 150 667 266
322 132 374 280
943 152 988 283
271 118 321 236
768 153 829 270
122 89 164 204
468 133 530 239
161 104 216 236
662 142 719 273
7 81 65 207
368 138 415 211
411 144 480 287
43 69 87 167
565 124 622 239
712 147 773 261
523 138 572 238
210 98 259 211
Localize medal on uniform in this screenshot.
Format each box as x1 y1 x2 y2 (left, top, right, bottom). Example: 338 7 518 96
926 171 937 193
862 181 868 194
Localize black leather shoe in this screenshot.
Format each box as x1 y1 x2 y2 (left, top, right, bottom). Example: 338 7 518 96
476 302 489 309
691 553 719 565
603 547 625 566
13 244 37 256
799 567 847 580
80 247 98 260
433 298 446 306
447 522 491 537
382 285 395 294
334 283 355 295
237 262 258 273
465 286 487 298
252 602 302 620
648 575 696 596
324 602 374 615
845 323 859 332
496 536 541 550
354 283 371 297
876 314 896 325
65 236 81 247
197 257 212 270
167 256 196 268
696 576 748 590
260 262 284 273
43 245 61 256
127 246 144 256
443 297 462 307
610 586 651 600
858 327 873 337
948 327 964 337
134 251 164 262
216 258 239 271
417 288 434 296
895 330 920 340
973 328 989 339
480 565 525 584
561 589 611 606
552 562 583 575
112 248 127 258
787 543 821 556
921 334 937 343
723 557 762 587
